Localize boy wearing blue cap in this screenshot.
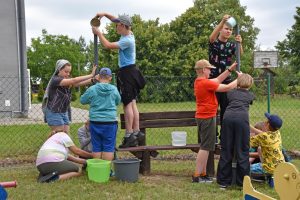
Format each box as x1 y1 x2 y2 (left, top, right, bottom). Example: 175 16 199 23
249 113 285 175
80 68 121 161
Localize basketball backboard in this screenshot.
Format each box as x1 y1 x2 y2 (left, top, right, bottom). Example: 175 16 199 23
253 51 278 68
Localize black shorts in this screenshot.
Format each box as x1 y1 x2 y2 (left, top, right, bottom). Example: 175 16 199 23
117 65 146 106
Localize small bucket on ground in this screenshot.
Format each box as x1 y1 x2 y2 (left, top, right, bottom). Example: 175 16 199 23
87 159 111 183
171 131 187 146
113 158 141 182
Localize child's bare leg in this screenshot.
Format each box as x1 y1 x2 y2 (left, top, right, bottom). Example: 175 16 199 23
257 147 262 162
249 157 256 164
92 152 102 159
123 102 134 133
59 172 81 180
101 152 114 161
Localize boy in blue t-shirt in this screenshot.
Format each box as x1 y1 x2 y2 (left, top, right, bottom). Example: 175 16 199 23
92 13 145 148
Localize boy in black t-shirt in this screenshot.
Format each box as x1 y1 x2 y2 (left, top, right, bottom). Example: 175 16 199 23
208 14 243 143
217 74 254 188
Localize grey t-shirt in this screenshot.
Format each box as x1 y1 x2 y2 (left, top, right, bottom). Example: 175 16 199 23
77 125 92 152
223 89 254 121
47 76 71 113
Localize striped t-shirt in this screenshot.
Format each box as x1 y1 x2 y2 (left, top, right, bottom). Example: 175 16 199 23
36 132 74 166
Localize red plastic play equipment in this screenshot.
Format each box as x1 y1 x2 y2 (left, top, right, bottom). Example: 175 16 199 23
0 181 17 188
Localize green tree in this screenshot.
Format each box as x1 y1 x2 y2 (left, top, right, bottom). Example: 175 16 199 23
37 82 44 102
276 7 300 74
168 0 259 76
27 29 88 87
90 0 259 77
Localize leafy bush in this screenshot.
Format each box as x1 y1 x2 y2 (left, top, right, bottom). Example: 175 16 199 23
139 76 195 103
71 88 77 101
37 83 44 102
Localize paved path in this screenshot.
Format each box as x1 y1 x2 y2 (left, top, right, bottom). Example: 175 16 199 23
0 104 88 125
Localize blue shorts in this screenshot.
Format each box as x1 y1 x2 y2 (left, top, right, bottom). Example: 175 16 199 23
45 108 69 126
90 121 118 153
250 163 265 175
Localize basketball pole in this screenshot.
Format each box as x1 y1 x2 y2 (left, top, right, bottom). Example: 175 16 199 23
94 34 98 67
231 23 240 186
267 72 271 113
235 24 240 72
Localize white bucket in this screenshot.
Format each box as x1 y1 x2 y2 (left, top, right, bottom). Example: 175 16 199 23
171 131 187 146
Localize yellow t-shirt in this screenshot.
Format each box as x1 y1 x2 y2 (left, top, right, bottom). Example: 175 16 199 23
250 130 285 174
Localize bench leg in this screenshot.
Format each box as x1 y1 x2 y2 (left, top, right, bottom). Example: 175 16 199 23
140 128 146 146
206 151 215 177
140 151 151 175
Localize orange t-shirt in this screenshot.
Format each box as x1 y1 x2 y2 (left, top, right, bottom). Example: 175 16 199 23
194 77 219 119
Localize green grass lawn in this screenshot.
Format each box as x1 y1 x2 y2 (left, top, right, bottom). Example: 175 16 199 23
0 95 299 199
0 95 299 159
2 159 299 200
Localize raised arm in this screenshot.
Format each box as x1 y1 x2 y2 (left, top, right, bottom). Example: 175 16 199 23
215 79 237 92
209 14 230 43
250 125 263 135
213 62 237 83
215 70 242 92
91 27 119 49
60 65 96 87
95 12 117 21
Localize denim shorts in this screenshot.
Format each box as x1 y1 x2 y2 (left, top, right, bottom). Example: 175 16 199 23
90 121 118 152
45 108 69 126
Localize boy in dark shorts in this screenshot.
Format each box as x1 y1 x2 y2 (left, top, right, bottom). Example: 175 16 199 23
92 13 145 148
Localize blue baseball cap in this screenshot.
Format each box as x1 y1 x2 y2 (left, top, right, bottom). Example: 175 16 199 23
265 112 283 130
98 67 112 76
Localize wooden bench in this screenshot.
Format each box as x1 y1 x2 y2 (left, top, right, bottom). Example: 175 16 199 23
117 111 220 175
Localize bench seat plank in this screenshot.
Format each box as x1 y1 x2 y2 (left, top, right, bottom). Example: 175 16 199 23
117 144 221 154
118 111 220 175
117 144 200 151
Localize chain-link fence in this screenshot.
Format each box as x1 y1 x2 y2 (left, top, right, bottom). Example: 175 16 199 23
0 75 299 167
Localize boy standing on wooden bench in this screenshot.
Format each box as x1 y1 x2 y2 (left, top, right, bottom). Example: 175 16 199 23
192 59 242 183
91 13 146 148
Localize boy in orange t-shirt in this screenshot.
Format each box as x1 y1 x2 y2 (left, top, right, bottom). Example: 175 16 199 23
192 59 241 183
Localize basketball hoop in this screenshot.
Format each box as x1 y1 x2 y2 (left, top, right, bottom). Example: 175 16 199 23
253 51 278 68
